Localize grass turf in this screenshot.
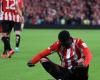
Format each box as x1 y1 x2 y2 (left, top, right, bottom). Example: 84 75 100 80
0 29 100 80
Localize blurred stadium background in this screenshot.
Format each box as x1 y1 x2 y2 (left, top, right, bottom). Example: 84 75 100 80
0 0 100 80
24 0 100 29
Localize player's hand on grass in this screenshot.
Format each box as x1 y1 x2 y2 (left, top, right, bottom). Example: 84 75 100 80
27 60 35 67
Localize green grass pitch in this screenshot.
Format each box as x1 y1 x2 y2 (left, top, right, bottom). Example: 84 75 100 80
0 29 100 80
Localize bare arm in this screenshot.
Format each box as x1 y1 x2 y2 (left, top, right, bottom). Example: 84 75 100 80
15 0 24 23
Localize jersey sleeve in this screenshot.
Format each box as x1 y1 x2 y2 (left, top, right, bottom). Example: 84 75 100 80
76 38 87 48
49 41 60 52
31 41 60 64
77 39 92 67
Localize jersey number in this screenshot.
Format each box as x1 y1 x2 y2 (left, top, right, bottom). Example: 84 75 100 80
6 0 15 10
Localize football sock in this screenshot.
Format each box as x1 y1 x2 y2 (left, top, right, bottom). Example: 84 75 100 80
1 37 10 54
7 36 10 43
16 35 20 47
2 37 7 54
7 36 12 51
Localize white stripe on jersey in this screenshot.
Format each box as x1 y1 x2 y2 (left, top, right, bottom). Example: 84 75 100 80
16 14 20 22
66 49 72 68
64 39 80 69
66 49 71 59
0 12 3 20
5 12 8 20
13 14 15 21
3 12 14 21
3 12 21 22
9 12 12 20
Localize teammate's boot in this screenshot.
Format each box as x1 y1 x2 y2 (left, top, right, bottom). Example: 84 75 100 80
7 49 14 58
15 47 20 53
1 54 7 58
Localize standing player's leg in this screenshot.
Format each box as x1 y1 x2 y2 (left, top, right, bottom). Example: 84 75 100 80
40 57 70 80
0 23 6 58
1 21 14 58
6 21 15 58
1 21 10 58
0 24 2 39
0 20 2 39
14 22 21 53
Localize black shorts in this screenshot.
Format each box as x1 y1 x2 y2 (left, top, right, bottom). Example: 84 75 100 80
41 61 70 80
41 61 89 80
14 22 21 31
1 20 15 34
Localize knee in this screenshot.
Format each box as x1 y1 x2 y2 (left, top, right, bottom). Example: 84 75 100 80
40 57 49 63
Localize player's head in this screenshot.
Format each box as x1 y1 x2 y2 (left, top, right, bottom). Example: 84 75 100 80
58 30 73 48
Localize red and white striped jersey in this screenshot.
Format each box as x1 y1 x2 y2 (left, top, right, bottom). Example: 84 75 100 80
0 0 16 21
0 12 3 20
0 0 23 22
49 38 91 69
31 38 92 69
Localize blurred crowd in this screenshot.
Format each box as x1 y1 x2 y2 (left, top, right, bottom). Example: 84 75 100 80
24 0 100 25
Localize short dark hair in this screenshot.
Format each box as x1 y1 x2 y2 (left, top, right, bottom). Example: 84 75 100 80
58 30 70 42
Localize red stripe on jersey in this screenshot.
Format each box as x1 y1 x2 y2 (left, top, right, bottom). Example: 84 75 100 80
75 44 81 59
75 38 83 59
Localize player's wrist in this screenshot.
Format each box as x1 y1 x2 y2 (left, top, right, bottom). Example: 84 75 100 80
27 60 35 67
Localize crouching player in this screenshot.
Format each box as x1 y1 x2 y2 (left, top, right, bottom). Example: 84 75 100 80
27 30 92 80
